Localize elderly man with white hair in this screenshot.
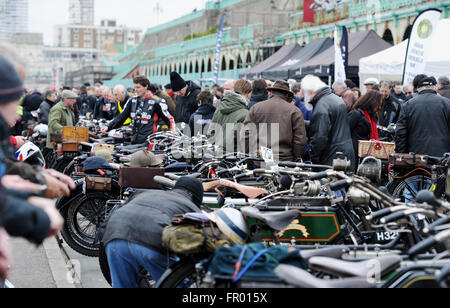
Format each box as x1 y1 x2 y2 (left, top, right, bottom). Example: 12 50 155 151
113 85 132 126
332 80 348 97
301 75 355 169
93 86 118 121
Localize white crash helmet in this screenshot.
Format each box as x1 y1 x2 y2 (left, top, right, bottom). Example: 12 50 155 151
108 129 124 139
205 208 249 245
33 124 48 137
15 142 46 168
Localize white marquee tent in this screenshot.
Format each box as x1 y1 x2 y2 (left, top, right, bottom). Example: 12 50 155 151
359 18 450 87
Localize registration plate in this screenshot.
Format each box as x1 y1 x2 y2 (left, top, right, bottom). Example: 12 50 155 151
362 231 400 243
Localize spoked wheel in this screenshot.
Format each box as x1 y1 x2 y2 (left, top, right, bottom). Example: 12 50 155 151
60 192 117 257
388 172 433 203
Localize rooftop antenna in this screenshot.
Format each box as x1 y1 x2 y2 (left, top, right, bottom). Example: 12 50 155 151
153 2 163 25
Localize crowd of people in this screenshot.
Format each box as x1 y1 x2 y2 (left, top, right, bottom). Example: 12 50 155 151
0 43 450 287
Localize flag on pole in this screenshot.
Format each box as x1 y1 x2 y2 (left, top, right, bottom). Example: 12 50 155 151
303 0 315 23
214 12 227 85
334 26 346 82
402 8 441 87
340 26 349 78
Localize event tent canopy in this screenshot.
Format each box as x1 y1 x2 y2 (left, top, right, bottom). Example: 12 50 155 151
359 19 450 85
261 38 333 81
240 44 302 80
290 30 392 80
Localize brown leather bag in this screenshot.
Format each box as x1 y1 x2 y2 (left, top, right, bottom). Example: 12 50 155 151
389 153 429 168
51 133 63 143
119 167 165 189
62 140 79 152
85 176 112 191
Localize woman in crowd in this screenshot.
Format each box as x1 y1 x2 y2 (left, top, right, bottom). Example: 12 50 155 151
347 90 384 168
189 90 216 136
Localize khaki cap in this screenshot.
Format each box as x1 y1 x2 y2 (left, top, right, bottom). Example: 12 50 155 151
130 150 163 167
62 90 78 99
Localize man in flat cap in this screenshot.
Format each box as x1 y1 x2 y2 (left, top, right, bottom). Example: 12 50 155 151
46 90 79 150
396 76 450 157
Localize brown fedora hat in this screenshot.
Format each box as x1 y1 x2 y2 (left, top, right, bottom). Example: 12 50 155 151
267 80 294 96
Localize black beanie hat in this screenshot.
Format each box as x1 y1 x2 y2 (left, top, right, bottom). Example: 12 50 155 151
0 56 24 105
170 72 187 92
175 176 204 207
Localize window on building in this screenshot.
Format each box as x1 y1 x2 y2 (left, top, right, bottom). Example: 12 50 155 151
207 59 212 72
382 28 394 45
237 55 243 69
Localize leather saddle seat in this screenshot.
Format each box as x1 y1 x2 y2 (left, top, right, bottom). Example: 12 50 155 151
308 255 403 278
274 264 377 289
240 206 301 231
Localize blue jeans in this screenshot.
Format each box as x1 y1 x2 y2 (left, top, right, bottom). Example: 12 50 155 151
106 240 177 288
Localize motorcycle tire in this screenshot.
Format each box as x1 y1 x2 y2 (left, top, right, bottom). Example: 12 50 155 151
60 191 117 257
156 259 199 288
387 171 433 203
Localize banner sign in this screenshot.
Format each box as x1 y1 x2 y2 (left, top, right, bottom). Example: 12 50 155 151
334 26 346 82
214 12 227 85
402 8 441 87
304 0 315 23
340 26 348 77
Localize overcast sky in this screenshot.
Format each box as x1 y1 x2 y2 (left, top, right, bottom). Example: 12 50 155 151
29 0 208 45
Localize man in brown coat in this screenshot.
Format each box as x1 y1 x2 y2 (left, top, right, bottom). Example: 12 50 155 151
240 80 308 162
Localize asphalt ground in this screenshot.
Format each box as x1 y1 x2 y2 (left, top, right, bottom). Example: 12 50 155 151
6 235 110 288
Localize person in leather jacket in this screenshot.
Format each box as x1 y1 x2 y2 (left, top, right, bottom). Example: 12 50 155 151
101 75 174 145
395 76 450 157
302 75 355 169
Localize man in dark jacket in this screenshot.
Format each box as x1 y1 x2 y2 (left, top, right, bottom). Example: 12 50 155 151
395 77 450 157
391 81 408 104
379 81 401 127
76 86 96 117
438 76 450 99
93 87 118 121
38 89 57 125
248 79 269 110
189 90 216 136
302 75 355 169
170 72 200 124
241 80 308 162
102 177 204 288
101 76 174 145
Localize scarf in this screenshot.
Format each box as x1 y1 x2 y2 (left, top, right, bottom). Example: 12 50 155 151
364 111 379 140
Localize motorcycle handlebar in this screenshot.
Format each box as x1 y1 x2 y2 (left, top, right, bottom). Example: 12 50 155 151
329 179 351 191
380 211 407 224
408 236 439 258
309 171 329 181
416 190 442 208
366 208 395 221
